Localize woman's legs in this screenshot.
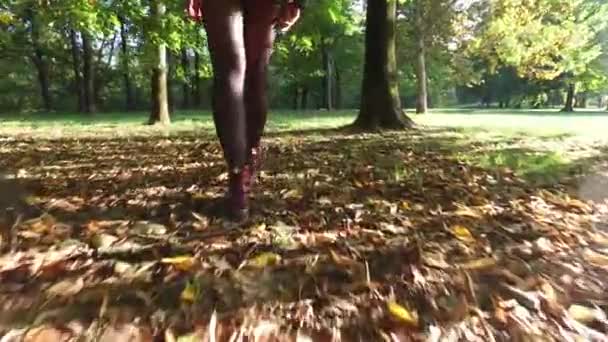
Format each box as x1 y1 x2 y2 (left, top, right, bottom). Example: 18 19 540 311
243 0 279 151
202 0 247 172
202 0 249 219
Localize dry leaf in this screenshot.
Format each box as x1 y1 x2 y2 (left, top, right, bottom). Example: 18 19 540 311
568 305 606 325
246 252 282 268
387 301 418 326
460 257 497 270
451 225 475 243
181 282 198 302
46 277 84 297
583 249 608 267
161 256 196 271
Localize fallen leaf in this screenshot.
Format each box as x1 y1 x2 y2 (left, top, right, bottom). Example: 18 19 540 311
91 233 119 249
181 281 198 302
161 256 196 271
451 225 475 243
583 249 608 267
387 301 418 326
460 257 497 271
568 305 607 325
133 221 167 236
46 277 85 297
246 252 282 268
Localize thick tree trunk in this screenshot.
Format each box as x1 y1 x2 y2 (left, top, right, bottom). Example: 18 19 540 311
148 0 171 125
181 48 190 109
81 32 96 113
562 83 575 112
69 29 85 112
414 1 428 114
321 45 333 110
354 0 412 130
120 18 136 111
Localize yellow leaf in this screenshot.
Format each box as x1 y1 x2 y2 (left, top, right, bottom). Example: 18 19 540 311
282 189 302 200
387 301 418 326
247 252 282 268
161 256 196 271
583 249 608 267
180 282 197 302
451 225 475 243
460 257 497 270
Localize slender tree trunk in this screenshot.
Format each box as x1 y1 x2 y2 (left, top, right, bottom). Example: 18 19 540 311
31 52 52 112
167 50 175 112
335 64 342 109
81 32 96 113
120 18 136 111
576 93 587 108
69 29 86 112
302 87 308 109
414 0 428 114
562 83 575 112
29 13 52 112
192 50 201 107
181 48 190 109
321 45 333 110
149 0 170 125
354 0 412 130
293 86 300 110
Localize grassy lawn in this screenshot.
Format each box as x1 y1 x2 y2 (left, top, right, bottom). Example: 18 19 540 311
2 108 607 185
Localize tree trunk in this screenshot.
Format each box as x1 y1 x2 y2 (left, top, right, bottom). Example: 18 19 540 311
354 0 412 130
321 45 333 110
69 29 86 112
414 0 428 114
577 93 587 108
192 50 201 107
562 83 575 112
81 32 96 113
181 48 190 109
293 86 300 110
167 50 175 112
148 0 171 125
335 64 342 109
29 13 52 112
301 87 308 109
31 52 52 112
120 18 136 111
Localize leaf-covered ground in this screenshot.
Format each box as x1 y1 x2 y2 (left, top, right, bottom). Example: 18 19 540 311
1 125 608 341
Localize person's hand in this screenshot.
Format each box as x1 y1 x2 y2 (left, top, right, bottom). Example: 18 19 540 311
276 2 301 33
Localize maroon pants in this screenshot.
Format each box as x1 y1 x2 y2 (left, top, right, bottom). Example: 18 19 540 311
202 0 278 170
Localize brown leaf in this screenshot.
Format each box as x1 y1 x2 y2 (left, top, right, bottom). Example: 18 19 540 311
459 257 497 271
46 277 85 298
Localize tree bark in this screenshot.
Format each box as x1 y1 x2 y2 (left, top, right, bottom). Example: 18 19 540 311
354 0 413 130
120 18 136 111
69 29 86 112
414 0 428 114
562 83 575 112
148 0 171 125
81 32 96 113
181 48 190 109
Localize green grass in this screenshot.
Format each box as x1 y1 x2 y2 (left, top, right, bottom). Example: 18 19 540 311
1 108 607 185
